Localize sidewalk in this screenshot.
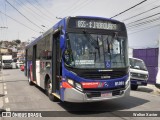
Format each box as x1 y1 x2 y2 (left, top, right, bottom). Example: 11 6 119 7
0 70 4 119
147 84 160 95
137 83 160 95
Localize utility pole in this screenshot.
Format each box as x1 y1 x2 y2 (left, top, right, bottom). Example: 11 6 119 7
0 27 8 29
0 26 8 41
56 17 62 19
0 26 8 66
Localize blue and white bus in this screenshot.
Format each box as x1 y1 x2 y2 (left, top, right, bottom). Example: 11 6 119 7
25 16 130 102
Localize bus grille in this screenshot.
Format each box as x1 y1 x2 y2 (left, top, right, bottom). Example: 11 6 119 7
79 71 126 80
86 89 124 98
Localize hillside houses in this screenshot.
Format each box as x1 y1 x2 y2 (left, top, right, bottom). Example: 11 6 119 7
0 40 27 60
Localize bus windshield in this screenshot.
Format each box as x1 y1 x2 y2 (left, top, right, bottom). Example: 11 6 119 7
129 58 147 71
64 32 128 69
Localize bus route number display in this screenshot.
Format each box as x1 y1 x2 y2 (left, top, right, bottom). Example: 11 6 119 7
76 20 118 30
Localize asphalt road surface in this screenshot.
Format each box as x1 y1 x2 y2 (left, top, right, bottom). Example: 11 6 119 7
0 69 160 120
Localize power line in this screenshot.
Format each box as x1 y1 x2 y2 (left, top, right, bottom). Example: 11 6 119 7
4 0 7 41
110 0 148 19
0 10 39 33
122 5 160 21
33 0 56 17
126 12 160 25
0 1 5 27
56 0 81 17
5 0 45 31
17 0 51 23
127 16 160 29
58 0 87 17
25 0 55 21
69 0 95 16
128 23 160 34
120 0 160 19
0 12 5 27
15 0 49 28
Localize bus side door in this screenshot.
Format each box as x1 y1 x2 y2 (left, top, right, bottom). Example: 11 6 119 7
52 30 61 93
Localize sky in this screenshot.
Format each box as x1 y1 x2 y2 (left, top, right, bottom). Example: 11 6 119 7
0 0 160 48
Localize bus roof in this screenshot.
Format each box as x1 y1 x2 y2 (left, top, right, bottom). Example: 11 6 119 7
26 16 123 49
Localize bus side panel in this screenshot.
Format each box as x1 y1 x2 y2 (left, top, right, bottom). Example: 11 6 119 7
27 60 32 77
36 60 41 86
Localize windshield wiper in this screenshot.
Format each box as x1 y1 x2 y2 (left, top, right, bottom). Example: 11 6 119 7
83 30 99 49
83 30 100 60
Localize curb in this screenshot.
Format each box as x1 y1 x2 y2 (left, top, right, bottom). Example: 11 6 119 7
148 84 160 96
138 84 160 96
0 70 4 119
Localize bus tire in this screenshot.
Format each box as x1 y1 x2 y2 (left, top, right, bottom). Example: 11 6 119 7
131 85 138 90
45 78 59 102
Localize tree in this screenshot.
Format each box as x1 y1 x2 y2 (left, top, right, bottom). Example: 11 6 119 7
15 39 21 44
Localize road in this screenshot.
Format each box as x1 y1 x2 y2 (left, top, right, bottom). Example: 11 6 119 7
0 69 160 120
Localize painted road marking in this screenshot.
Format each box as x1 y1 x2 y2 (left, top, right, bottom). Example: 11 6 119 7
4 86 6 90
4 91 7 95
3 83 6 86
6 108 11 111
5 97 9 103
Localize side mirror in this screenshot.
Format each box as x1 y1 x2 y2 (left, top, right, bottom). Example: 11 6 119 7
60 35 65 49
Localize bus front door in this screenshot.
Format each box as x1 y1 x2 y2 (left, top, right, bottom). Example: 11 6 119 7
32 45 37 83
52 31 61 95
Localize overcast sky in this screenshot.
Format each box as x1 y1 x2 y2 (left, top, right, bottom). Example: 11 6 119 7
0 0 160 48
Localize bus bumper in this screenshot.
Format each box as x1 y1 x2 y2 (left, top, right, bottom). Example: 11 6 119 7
63 85 130 103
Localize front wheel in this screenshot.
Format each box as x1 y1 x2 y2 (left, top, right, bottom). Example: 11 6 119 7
45 79 59 102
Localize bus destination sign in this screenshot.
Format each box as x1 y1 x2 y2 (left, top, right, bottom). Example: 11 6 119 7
76 20 118 30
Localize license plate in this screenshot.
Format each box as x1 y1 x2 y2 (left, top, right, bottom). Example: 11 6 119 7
101 92 112 97
137 81 141 85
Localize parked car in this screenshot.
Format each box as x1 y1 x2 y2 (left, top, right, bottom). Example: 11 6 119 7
16 61 24 68
20 65 24 71
129 57 149 90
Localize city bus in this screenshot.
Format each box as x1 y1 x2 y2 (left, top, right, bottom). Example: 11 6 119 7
25 16 130 102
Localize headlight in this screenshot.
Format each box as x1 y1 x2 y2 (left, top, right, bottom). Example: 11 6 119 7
145 75 148 80
67 78 83 91
68 79 74 86
75 82 83 91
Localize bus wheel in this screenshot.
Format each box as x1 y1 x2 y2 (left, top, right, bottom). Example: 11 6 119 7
131 85 138 90
45 79 58 102
28 73 33 85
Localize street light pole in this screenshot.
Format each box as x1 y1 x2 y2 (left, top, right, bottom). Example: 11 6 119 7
56 17 62 19
0 26 8 41
0 27 8 29
0 26 8 66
